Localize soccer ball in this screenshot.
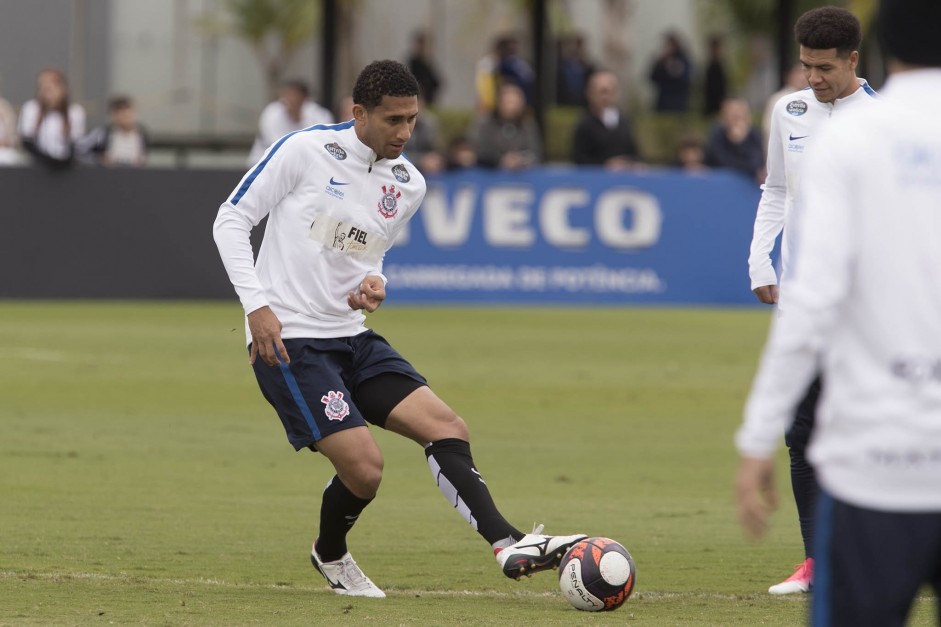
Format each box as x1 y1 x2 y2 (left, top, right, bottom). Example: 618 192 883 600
558 537 636 611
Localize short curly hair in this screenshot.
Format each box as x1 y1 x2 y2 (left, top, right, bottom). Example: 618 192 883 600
352 60 420 111
794 6 862 57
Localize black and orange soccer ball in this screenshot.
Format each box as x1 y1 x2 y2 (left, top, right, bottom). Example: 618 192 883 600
558 537 636 611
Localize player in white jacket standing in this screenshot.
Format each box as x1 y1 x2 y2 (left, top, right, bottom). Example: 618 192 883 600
214 60 585 598
746 6 877 595
737 0 941 623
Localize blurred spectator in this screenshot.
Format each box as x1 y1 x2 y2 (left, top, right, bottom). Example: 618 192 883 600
472 82 541 171
0 79 18 165
476 34 535 112
571 70 641 170
407 30 442 105
555 33 596 106
335 95 354 122
703 35 729 116
704 98 765 182
649 31 693 113
18 68 86 168
762 62 807 150
406 95 446 175
77 95 149 167
674 132 706 172
742 36 778 114
445 136 477 171
247 79 333 164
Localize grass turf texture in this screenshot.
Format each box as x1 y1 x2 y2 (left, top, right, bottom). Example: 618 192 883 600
0 302 936 626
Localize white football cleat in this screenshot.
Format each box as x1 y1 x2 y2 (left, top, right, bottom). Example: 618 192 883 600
311 544 386 598
495 524 588 580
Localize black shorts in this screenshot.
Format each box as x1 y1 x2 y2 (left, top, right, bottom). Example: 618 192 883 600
812 491 941 626
251 330 427 451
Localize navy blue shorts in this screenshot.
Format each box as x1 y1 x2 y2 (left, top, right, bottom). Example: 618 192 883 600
812 491 941 626
251 330 427 451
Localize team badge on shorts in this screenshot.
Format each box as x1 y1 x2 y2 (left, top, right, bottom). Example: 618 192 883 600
324 142 348 160
321 390 350 421
392 163 410 183
377 185 401 219
786 100 808 116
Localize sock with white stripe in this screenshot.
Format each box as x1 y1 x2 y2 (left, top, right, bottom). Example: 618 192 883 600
425 438 523 546
315 475 373 562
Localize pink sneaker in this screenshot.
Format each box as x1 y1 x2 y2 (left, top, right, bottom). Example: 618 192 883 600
768 557 814 595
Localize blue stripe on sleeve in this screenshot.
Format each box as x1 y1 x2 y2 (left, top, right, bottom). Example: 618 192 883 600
230 120 355 206
276 350 322 441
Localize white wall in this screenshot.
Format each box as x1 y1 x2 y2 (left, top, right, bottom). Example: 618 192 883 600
110 0 320 135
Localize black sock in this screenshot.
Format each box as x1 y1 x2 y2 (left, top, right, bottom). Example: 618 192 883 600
315 475 373 562
425 438 522 545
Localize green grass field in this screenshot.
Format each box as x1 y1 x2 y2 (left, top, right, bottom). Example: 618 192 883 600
0 302 936 625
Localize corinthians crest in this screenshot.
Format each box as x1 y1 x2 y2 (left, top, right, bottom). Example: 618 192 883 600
321 390 350 421
377 184 401 219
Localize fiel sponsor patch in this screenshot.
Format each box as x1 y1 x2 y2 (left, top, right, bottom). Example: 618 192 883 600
309 215 386 264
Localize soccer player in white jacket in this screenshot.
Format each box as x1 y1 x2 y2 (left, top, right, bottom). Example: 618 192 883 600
737 0 941 623
746 6 878 595
214 60 585 598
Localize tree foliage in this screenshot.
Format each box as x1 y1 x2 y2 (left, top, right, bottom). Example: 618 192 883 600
221 0 320 98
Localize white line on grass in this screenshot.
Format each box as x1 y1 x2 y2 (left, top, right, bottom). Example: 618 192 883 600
0 570 820 601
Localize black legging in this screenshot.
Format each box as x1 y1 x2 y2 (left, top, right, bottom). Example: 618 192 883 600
784 376 822 559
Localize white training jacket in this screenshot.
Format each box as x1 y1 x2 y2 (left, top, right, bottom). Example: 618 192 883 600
748 79 877 291
737 69 941 511
214 121 426 343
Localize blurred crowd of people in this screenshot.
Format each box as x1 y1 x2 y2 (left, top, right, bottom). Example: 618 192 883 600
0 68 149 169
392 28 778 185
0 27 787 185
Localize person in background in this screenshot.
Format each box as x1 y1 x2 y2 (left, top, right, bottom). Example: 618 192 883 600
703 98 765 182
649 31 693 113
762 63 808 151
703 35 729 116
18 68 86 168
476 34 536 112
0 78 18 165
571 70 641 170
335 95 355 123
472 82 541 171
77 95 149 167
406 30 442 106
247 79 333 165
737 2 941 623
405 94 446 175
746 5 878 597
555 33 596 107
445 136 477 171
674 132 706 172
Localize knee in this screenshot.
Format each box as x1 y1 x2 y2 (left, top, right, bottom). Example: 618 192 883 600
341 455 384 499
445 412 470 441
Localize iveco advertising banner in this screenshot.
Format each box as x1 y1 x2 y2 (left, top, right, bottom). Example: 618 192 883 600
384 167 764 305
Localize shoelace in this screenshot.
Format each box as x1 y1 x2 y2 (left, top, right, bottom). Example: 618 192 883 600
530 523 545 535
337 557 370 589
